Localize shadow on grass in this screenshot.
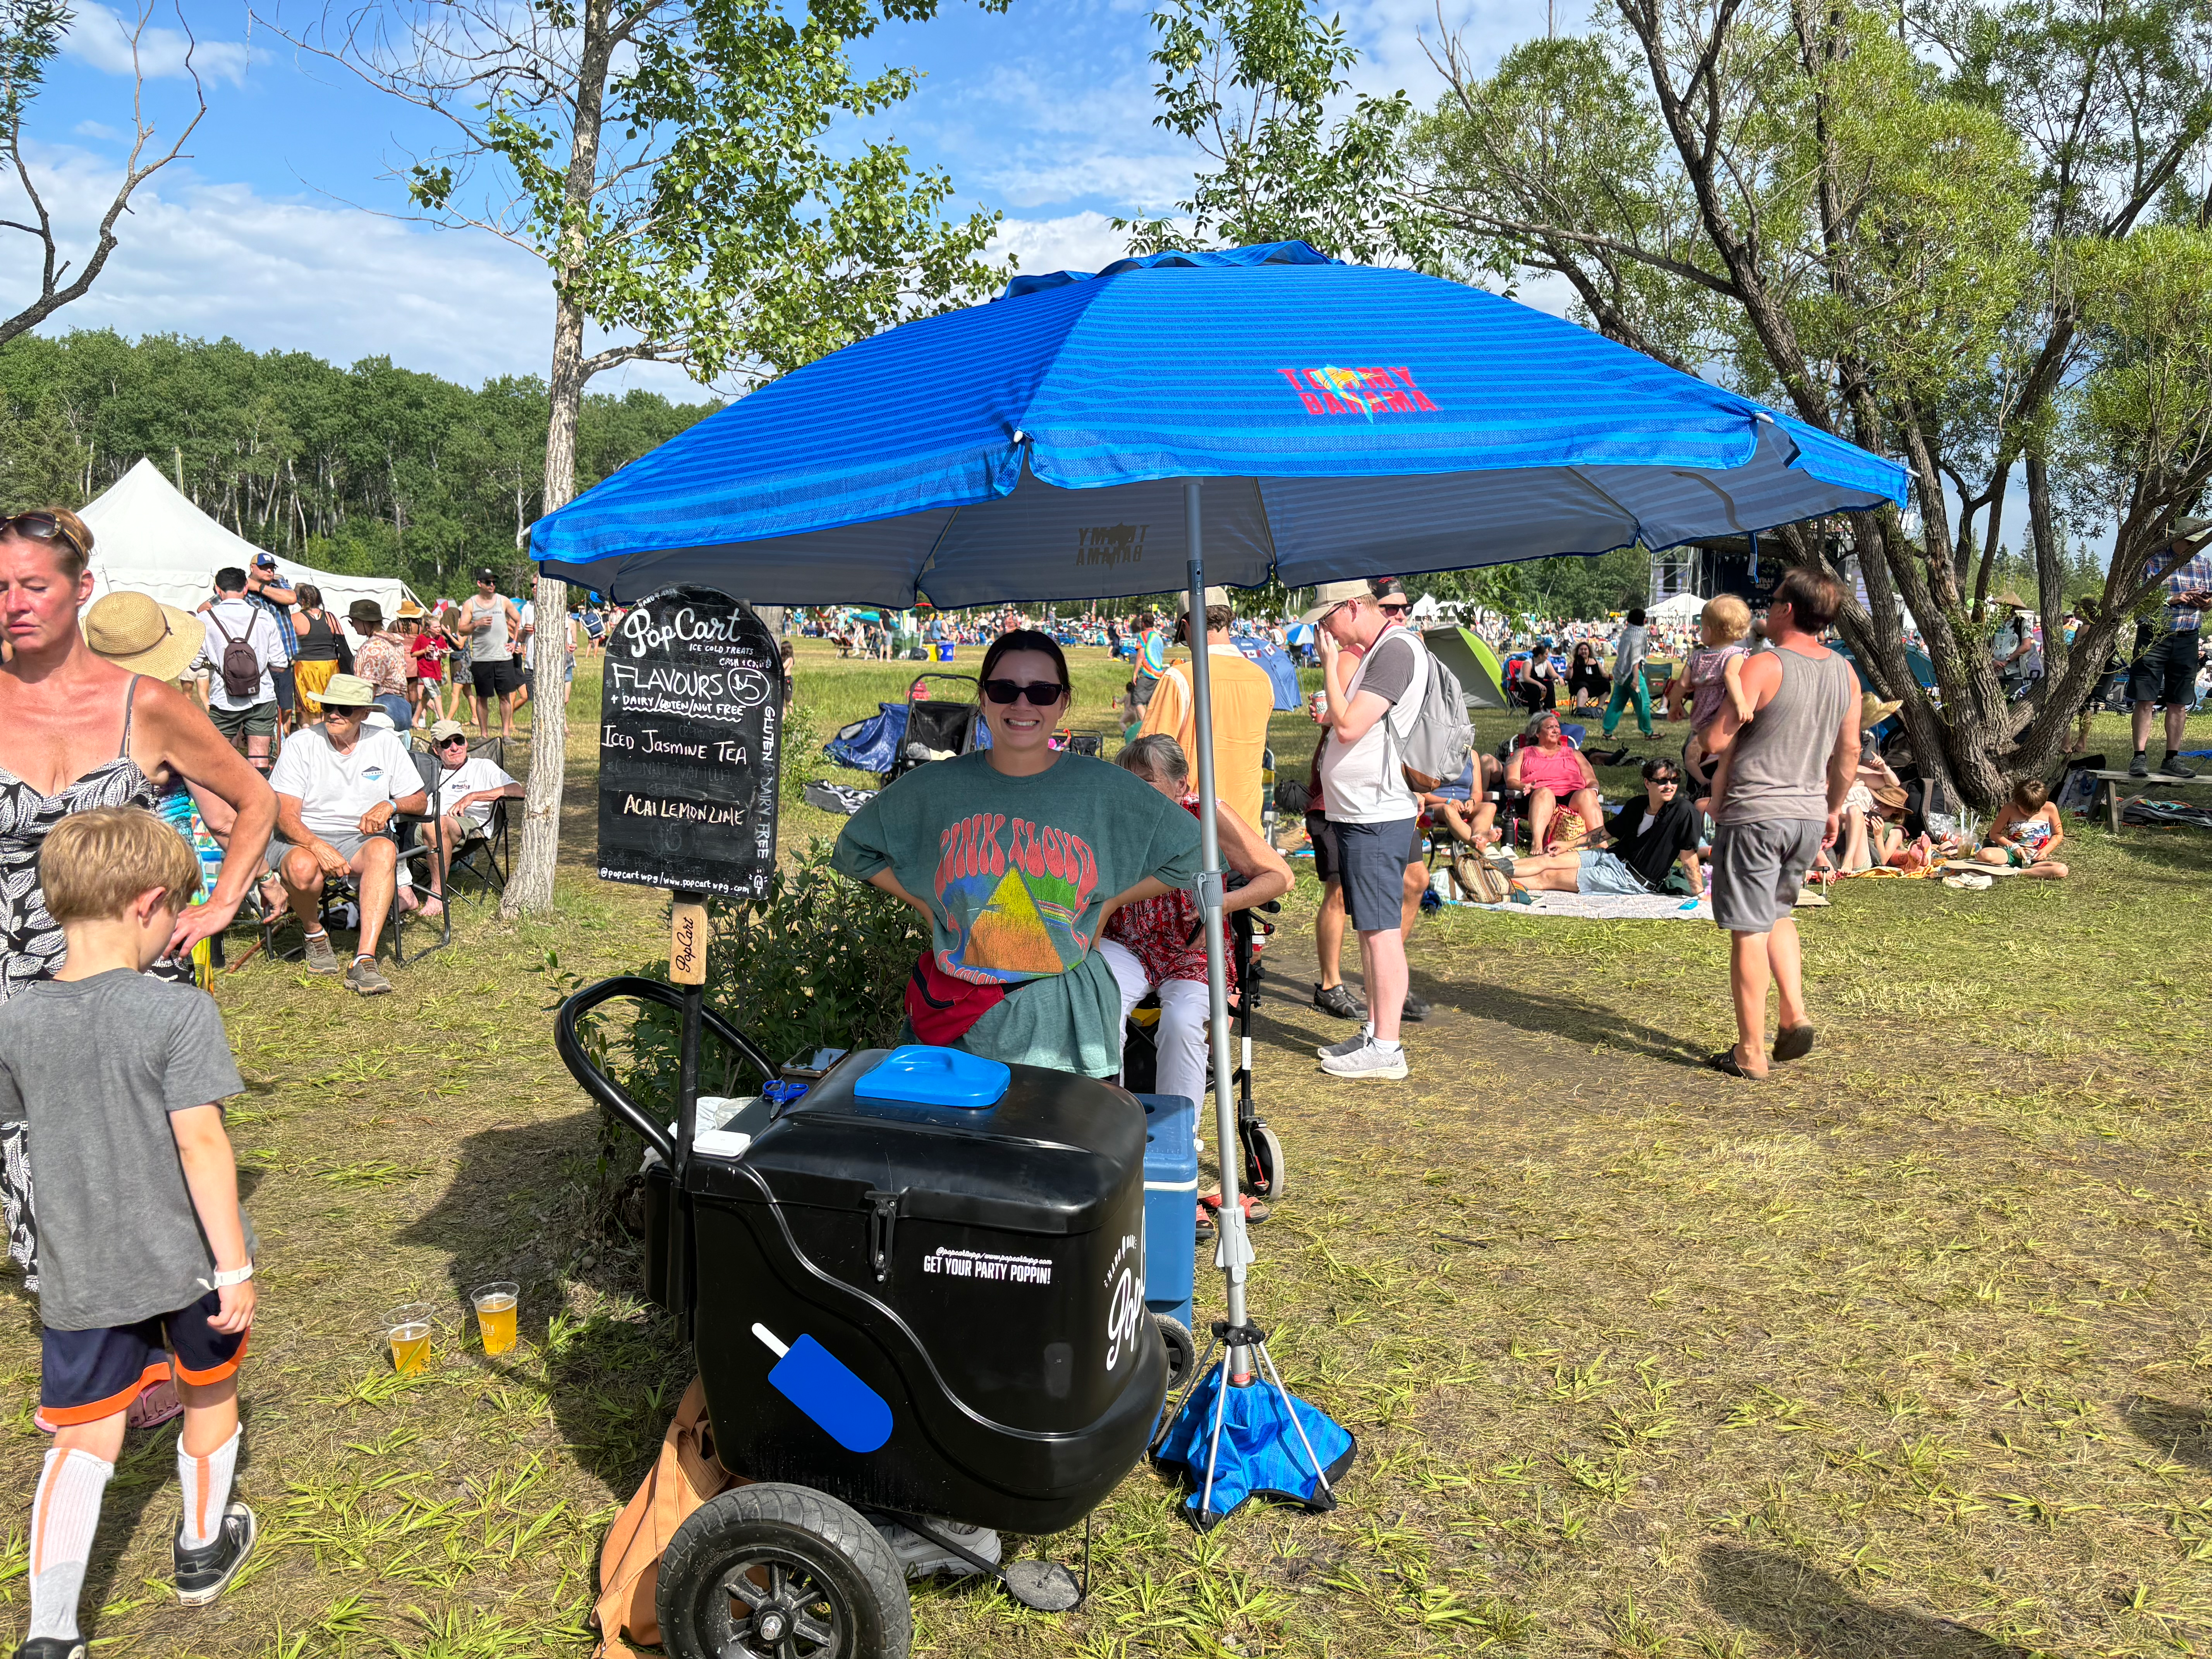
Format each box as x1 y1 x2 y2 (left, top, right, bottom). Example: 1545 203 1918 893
398 1108 689 1493
2120 1395 2212 1472
1416 974 1710 1068
1699 1545 2033 1658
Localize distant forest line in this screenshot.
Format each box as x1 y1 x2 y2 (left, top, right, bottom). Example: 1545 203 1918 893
0 330 721 599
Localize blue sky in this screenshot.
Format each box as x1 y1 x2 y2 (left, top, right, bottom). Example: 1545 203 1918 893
7 0 1556 396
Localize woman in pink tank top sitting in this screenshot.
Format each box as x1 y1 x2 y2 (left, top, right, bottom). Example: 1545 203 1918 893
1506 711 1604 851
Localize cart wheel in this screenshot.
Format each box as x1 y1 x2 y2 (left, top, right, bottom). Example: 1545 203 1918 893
1155 1314 1197 1390
1244 1122 1288 1201
657 1482 911 1659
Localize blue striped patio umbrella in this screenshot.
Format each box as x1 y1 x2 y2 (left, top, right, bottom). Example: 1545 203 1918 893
534 240 1907 1527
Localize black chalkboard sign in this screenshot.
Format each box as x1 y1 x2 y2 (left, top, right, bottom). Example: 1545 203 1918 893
598 586 781 899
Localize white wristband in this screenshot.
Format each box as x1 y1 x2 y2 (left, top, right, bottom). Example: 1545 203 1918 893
210 1262 254 1288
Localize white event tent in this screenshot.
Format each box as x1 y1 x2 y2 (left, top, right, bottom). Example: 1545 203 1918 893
79 459 425 620
1648 590 1708 621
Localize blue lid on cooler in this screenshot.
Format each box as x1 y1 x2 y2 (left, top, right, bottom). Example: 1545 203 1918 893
853 1044 1010 1110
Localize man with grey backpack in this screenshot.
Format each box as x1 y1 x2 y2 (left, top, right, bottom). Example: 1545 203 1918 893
192 567 288 776
1304 578 1473 1081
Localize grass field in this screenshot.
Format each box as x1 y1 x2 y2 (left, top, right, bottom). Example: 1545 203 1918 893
3 636 2210 1658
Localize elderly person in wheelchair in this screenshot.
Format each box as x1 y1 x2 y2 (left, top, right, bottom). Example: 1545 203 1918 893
263 673 428 996
1103 735 1291 1114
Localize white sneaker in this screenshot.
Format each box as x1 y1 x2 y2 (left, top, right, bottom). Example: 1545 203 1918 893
1319 1037 1408 1080
872 1518 1001 1580
1316 1030 1369 1060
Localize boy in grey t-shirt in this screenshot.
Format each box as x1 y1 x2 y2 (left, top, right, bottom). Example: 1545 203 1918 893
0 809 259 1655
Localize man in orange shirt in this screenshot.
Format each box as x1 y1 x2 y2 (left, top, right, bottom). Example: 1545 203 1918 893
1138 587 1274 830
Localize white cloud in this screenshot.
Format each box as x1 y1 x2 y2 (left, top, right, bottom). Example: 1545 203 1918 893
988 211 1149 278
72 120 123 141
2 143 705 396
64 3 256 87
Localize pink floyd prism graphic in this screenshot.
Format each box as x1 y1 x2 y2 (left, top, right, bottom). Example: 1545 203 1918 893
931 812 1102 982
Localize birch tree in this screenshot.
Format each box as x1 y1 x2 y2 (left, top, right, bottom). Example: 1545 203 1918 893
281 0 1007 912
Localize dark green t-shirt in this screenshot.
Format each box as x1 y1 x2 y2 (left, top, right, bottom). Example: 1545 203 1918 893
832 751 1202 1076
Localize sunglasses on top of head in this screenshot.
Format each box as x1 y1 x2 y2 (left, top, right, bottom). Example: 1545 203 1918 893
982 678 1065 706
2 511 83 559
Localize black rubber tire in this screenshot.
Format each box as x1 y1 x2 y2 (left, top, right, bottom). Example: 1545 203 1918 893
656 1482 912 1659
1155 1313 1197 1392
1245 1122 1288 1201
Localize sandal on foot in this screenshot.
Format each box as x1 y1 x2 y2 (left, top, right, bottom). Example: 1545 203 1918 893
1200 1192 1272 1227
1771 1024 1817 1064
1705 1049 1766 1079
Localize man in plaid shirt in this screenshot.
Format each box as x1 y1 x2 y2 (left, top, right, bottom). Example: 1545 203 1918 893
2128 520 2212 778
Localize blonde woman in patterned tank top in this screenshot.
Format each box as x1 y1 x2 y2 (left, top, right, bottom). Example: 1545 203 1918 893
0 511 277 1301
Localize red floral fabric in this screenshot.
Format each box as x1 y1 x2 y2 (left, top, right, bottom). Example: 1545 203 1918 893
1102 795 1236 991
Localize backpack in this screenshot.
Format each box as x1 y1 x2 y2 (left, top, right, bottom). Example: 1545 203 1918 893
1386 632 1476 792
209 610 262 700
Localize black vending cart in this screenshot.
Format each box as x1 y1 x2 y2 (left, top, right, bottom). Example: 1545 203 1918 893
560 589 1165 1659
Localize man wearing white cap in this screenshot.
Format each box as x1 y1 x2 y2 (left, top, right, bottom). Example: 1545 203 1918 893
419 719 521 908
1302 579 1427 1081
1136 586 1273 829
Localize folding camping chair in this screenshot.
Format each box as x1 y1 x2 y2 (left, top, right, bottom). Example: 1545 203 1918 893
888 673 982 783
401 735 510 910
253 822 447 967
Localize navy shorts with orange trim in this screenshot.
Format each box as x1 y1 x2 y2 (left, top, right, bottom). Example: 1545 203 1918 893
41 1291 248 1425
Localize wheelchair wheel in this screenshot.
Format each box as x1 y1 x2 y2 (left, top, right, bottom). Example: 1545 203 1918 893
658 1482 911 1659
1155 1314 1197 1391
1243 1121 1288 1201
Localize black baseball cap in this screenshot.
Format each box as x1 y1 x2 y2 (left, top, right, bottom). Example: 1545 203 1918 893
474 566 497 584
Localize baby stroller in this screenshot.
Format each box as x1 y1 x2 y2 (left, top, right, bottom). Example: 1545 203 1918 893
887 672 984 784
1120 898 1288 1206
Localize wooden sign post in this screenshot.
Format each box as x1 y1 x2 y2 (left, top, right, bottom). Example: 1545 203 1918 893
596 586 782 1332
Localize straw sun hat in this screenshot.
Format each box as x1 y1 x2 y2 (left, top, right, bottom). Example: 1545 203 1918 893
1859 691 1903 728
82 591 201 682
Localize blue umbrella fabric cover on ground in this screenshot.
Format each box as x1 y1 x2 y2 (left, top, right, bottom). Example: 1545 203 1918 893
533 242 1906 603
1153 1352 1357 1529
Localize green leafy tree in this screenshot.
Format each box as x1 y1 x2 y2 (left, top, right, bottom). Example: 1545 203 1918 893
1404 0 2212 804
1116 0 1414 261
0 328 720 591
279 0 1013 914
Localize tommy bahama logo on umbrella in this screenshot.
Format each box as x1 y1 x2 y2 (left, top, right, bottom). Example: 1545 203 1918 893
1278 366 1439 418
1075 522 1147 567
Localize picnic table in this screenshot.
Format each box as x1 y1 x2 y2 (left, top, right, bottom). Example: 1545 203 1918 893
2083 768 2211 833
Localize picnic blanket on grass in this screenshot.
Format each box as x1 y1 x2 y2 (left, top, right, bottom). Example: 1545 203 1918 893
1475 891 1714 922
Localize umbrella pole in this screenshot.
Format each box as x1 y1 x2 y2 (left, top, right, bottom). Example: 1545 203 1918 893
1183 480 1255 1384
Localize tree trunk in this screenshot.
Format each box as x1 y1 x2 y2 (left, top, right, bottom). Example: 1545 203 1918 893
501 0 614 919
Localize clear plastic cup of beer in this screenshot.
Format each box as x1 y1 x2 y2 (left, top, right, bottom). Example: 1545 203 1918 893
386 1302 434 1376
471 1282 520 1356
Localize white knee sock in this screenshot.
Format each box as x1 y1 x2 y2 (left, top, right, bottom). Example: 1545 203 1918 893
177 1427 240 1549
28 1446 113 1641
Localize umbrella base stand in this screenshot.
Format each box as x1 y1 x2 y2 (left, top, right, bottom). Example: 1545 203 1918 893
1151 1320 1358 1532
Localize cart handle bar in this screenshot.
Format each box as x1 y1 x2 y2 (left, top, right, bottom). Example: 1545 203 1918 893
553 974 779 1166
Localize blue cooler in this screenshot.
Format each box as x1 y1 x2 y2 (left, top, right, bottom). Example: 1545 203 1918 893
1136 1093 1197 1333
935 641 955 663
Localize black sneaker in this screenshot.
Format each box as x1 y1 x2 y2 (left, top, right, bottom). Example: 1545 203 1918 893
15 1640 86 1659
174 1499 255 1607
1312 983 1365 1020
2130 752 2150 778
2163 754 2198 780
1401 993 1431 1022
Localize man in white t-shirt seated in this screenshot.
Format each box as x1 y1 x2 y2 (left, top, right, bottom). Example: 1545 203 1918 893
421 718 521 907
264 673 428 998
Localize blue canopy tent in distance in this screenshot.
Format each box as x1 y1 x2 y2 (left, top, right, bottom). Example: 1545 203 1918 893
536 240 1908 1527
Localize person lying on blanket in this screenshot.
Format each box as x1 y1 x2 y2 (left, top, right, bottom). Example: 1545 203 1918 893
1507 757 1705 898
1972 777 2069 879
